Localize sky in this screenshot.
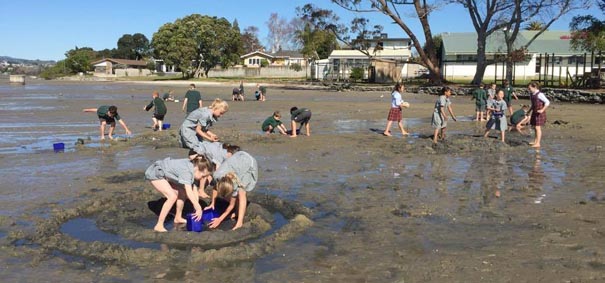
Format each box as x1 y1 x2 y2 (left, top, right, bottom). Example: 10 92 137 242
0 0 597 61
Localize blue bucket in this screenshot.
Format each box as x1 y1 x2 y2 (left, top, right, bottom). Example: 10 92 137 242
202 209 219 224
162 123 171 130
53 142 65 152
186 213 203 232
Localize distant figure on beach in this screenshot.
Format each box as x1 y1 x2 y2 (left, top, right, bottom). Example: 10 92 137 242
527 82 550 148
289 106 312 137
431 86 457 144
162 90 175 102
509 105 530 134
486 83 497 118
256 84 266 101
207 151 258 230
471 83 487 121
82 105 131 140
232 87 241 101
182 84 202 114
189 141 240 198
239 80 245 99
262 111 288 135
144 91 167 131
383 82 410 137
144 155 214 232
502 80 519 115
483 90 508 142
179 98 229 149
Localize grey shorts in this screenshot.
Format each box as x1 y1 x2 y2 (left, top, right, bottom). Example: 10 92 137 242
293 110 312 125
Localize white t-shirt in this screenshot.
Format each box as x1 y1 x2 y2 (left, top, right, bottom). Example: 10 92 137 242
391 91 403 108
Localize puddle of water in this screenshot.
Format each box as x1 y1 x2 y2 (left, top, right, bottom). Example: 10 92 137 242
60 218 161 249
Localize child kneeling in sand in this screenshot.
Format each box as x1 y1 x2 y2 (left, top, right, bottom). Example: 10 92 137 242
145 155 215 232
262 111 288 135
206 151 257 230
82 105 131 140
510 105 531 134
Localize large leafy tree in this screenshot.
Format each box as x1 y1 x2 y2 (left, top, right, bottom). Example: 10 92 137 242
242 26 265 53
296 22 339 60
115 33 150 60
299 1 444 83
152 14 243 78
65 46 96 73
570 0 605 52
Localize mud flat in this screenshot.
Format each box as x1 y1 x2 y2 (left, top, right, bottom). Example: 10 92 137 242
1 80 605 282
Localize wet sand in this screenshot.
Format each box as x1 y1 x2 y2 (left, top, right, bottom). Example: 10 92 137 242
1 80 604 282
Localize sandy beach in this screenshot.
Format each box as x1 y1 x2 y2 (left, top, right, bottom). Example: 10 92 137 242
0 79 604 282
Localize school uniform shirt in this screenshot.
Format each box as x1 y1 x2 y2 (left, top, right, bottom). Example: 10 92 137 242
97 105 121 120
213 151 258 197
179 107 216 148
193 141 229 166
262 116 283 131
184 89 202 113
504 86 515 104
145 158 195 185
145 97 167 115
472 88 487 106
431 96 449 129
489 100 508 131
510 109 526 125
391 90 403 108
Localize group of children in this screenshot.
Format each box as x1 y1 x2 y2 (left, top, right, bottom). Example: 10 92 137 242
262 107 313 137
232 82 267 102
384 80 550 147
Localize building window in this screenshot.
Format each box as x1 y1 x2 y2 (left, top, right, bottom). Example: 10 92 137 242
568 56 585 64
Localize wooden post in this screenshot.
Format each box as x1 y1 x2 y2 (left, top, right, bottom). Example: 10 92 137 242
544 53 549 86
494 57 498 83
591 50 595 71
538 53 542 83
575 55 580 82
551 53 555 87
559 64 562 86
565 67 569 86
583 52 587 75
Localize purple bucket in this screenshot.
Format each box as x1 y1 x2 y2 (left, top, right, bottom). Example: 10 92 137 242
186 213 203 232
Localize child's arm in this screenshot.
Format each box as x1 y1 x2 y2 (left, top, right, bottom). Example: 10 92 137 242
447 105 457 121
118 120 132 135
513 92 519 100
198 99 203 108
233 190 247 230
82 108 97 112
209 196 236 229
278 124 287 135
183 184 203 220
182 98 188 112
195 124 219 141
144 101 154 111
205 189 218 210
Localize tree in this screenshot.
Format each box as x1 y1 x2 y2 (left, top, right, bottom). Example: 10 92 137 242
115 33 150 60
570 0 605 52
295 22 339 61
525 21 545 31
455 0 589 84
151 14 243 78
298 1 444 83
266 13 300 53
242 26 265 53
65 46 96 73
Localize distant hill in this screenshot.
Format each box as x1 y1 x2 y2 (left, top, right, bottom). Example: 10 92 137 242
0 56 56 65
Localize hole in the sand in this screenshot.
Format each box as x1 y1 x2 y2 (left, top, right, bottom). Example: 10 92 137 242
60 218 161 249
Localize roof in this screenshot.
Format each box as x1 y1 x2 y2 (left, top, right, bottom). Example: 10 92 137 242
91 58 147 66
272 50 303 58
329 49 410 59
441 31 577 55
240 51 273 59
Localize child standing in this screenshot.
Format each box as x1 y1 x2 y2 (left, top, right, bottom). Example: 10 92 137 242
510 105 531 133
289 107 312 137
527 82 550 148
262 111 288 135
503 80 519 115
144 91 167 131
431 87 457 143
207 151 258 231
486 83 497 118
144 155 214 232
182 84 202 114
82 105 132 140
383 82 410 136
483 90 508 142
179 98 229 149
471 83 487 121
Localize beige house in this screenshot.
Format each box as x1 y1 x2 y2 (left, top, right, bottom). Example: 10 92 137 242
240 50 306 67
91 58 151 77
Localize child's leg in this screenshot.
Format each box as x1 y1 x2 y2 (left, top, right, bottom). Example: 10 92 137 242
99 120 107 140
433 128 440 143
500 130 505 142
108 122 116 139
484 129 490 138
532 126 542 147
174 186 187 223
383 120 393 135
398 120 408 135
304 122 310 136
440 127 447 140
475 111 480 121
157 119 163 131
152 117 158 130
150 179 179 232
265 125 273 134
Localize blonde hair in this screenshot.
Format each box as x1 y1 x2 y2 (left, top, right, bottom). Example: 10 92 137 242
216 172 242 198
209 98 229 112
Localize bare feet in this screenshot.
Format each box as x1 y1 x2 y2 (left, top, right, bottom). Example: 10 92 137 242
383 131 392 136
198 190 210 199
174 218 187 224
530 144 541 148
154 225 168 232
401 131 410 136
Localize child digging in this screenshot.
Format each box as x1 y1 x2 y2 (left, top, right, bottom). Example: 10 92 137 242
262 111 288 135
289 107 312 137
82 105 131 140
144 155 214 232
144 91 167 131
178 99 229 149
509 105 531 134
483 90 508 142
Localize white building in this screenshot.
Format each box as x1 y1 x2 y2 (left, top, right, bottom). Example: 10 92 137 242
440 30 603 84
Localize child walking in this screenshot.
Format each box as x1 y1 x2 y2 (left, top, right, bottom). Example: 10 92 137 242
182 84 202 114
483 90 508 142
471 83 487 121
527 82 550 148
383 82 410 137
262 111 288 135
178 98 229 149
207 151 258 230
144 155 214 232
289 107 312 137
82 105 132 140
144 91 167 131
431 87 457 143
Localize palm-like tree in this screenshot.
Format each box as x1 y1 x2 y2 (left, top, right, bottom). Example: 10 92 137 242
525 21 545 31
